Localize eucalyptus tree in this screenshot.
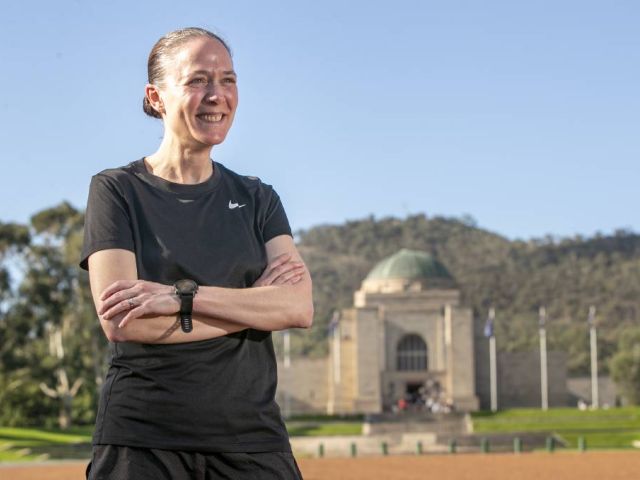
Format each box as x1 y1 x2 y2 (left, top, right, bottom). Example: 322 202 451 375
0 203 105 428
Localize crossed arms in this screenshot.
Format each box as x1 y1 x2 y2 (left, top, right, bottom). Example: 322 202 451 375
87 234 313 344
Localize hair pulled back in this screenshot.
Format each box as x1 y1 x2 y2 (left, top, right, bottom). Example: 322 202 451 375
142 27 232 119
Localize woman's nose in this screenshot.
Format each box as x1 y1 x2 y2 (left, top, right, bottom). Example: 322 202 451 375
205 84 220 103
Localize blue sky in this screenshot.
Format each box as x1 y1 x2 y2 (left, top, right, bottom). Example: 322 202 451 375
0 0 638 240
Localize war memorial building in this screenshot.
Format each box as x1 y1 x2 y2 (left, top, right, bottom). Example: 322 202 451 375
277 249 572 414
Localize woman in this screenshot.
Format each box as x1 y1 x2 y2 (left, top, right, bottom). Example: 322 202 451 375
80 27 312 479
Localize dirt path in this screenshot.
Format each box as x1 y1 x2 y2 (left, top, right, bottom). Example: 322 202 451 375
2 451 639 480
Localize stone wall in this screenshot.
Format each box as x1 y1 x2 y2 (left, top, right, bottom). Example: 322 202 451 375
474 315 569 409
566 376 621 407
499 351 568 408
475 343 568 409
353 308 382 412
276 357 328 415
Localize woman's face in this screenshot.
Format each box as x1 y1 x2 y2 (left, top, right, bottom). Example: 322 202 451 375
156 37 238 148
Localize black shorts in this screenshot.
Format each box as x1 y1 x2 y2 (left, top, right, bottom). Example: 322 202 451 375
86 445 304 480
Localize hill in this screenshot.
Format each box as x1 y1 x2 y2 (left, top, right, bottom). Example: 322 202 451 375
292 214 640 376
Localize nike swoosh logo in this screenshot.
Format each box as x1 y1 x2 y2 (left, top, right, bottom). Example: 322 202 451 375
228 201 246 209
177 198 195 204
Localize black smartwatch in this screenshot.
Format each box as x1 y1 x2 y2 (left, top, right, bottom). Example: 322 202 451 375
173 279 199 333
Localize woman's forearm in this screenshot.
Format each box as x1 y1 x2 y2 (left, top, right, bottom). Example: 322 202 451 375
104 312 246 344
109 279 312 343
89 249 246 344
193 276 313 332
93 236 313 344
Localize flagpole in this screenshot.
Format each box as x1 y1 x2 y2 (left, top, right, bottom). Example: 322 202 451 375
539 307 549 411
284 329 291 369
327 311 341 415
283 329 291 418
332 312 341 385
487 308 498 412
588 306 599 409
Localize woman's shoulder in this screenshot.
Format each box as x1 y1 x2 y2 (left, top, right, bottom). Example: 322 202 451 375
216 162 277 196
86 160 145 203
92 159 142 181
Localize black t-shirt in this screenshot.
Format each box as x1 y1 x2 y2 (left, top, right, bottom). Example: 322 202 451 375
80 159 292 453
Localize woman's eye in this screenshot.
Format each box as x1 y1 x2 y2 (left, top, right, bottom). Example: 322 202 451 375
223 77 237 84
189 78 207 85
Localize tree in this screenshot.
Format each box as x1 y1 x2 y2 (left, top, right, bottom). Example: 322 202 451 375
610 329 640 405
39 324 84 429
0 203 106 428
27 202 100 429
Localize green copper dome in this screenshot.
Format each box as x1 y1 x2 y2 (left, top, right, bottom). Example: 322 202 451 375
366 249 454 285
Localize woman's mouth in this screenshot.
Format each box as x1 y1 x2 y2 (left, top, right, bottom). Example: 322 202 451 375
197 113 224 123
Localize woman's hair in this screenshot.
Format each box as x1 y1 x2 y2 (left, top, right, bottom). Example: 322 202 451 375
142 27 232 119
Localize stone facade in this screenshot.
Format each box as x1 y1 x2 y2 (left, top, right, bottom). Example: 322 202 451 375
326 286 480 413
275 249 575 415
276 357 328 415
277 250 481 415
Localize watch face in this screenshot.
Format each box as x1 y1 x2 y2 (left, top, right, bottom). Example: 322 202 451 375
174 279 198 294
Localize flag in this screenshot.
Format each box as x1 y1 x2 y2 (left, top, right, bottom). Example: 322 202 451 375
484 308 495 338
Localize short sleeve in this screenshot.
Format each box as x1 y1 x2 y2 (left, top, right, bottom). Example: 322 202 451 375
79 174 135 270
261 187 292 243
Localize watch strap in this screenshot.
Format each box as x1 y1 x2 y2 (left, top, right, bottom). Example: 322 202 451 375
179 293 194 333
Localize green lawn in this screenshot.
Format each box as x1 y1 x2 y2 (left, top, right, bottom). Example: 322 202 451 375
285 414 364 437
286 421 363 437
0 421 362 462
471 407 640 449
2 407 639 462
0 426 93 462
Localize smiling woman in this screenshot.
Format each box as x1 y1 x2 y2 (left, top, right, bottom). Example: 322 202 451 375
143 29 238 151
80 27 311 480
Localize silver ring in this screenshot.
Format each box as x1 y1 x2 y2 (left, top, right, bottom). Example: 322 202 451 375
128 298 135 309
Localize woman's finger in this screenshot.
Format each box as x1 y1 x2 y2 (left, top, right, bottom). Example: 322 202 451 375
254 255 299 287
99 288 136 315
276 273 304 285
98 281 161 314
262 262 303 286
102 297 133 320
260 253 291 277
271 265 305 285
118 304 146 329
100 279 137 301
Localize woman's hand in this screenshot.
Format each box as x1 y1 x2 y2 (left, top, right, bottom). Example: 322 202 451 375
98 280 180 329
253 252 306 287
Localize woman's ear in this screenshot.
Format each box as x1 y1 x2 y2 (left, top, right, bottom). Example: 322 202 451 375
145 84 164 115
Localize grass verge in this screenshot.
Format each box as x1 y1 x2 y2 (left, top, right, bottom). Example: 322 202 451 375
0 426 93 462
471 407 640 449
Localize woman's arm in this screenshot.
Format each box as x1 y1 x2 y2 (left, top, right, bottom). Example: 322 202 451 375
193 234 313 330
88 249 247 344
91 235 313 343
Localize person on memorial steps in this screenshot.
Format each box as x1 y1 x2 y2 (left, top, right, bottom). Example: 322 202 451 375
80 27 312 479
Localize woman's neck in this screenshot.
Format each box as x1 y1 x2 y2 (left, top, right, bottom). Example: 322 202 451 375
145 137 214 184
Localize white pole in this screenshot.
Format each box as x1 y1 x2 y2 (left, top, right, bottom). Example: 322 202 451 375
539 307 548 411
333 318 341 385
490 336 497 412
283 330 291 418
488 308 498 412
589 306 599 409
284 329 291 369
327 312 341 415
